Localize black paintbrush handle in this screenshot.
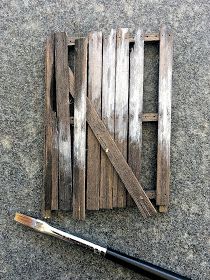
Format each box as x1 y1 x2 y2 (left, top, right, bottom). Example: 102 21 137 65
105 248 191 280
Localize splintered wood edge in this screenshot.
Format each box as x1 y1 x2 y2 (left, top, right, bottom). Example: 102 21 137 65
68 33 160 45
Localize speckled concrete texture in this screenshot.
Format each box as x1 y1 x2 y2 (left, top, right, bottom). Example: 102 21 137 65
0 1 209 279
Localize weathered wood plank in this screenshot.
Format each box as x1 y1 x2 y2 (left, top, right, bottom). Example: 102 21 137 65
51 112 59 210
156 25 173 210
100 29 116 209
128 29 144 206
44 35 54 213
67 33 159 45
114 28 129 208
86 32 102 210
69 68 157 218
73 38 88 220
55 32 72 210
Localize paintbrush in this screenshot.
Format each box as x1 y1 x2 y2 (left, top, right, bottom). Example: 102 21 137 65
14 213 190 280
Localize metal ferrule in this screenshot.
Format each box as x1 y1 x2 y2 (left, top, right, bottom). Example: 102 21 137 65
35 219 107 255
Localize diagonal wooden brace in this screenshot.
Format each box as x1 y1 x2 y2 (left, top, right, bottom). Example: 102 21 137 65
69 68 157 218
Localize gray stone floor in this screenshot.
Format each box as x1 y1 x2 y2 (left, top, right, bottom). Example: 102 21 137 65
0 1 209 279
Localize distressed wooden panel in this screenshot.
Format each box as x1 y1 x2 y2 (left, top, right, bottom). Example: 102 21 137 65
55 32 72 210
44 35 54 213
86 32 102 210
68 68 157 218
86 97 156 218
114 28 129 208
100 29 116 209
156 25 173 211
128 29 144 206
73 38 88 220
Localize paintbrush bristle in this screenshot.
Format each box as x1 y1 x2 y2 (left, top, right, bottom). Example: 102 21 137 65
15 213 37 229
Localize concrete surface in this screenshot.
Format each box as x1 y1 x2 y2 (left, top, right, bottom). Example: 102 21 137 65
0 1 209 279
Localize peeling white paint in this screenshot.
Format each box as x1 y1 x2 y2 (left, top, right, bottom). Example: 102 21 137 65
74 79 86 168
59 137 71 163
88 31 102 107
157 27 173 204
129 29 144 143
102 29 116 134
115 28 129 140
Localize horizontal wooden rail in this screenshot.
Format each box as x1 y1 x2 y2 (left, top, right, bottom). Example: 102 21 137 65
69 113 158 124
68 33 159 46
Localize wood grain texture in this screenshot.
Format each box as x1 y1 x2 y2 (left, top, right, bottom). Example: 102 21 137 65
128 29 144 206
100 29 116 209
73 38 88 220
156 25 173 208
114 28 129 208
44 35 54 212
86 32 102 210
69 113 158 125
55 32 72 210
86 97 156 217
51 112 59 210
68 68 157 218
143 113 158 122
68 33 159 45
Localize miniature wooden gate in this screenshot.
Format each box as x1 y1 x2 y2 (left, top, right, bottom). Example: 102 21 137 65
44 25 173 220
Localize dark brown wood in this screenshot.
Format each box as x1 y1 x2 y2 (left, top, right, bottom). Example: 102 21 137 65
128 29 144 206
114 28 129 208
100 29 116 209
86 32 102 210
73 38 88 220
55 32 72 210
156 25 173 211
69 68 157 218
51 112 59 210
44 35 54 213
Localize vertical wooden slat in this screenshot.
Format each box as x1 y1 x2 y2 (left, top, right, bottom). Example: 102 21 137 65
100 29 116 209
86 32 102 210
114 28 129 208
73 38 87 220
85 96 157 217
44 35 55 215
156 25 173 212
55 32 72 210
68 67 157 217
128 29 144 206
51 112 59 210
